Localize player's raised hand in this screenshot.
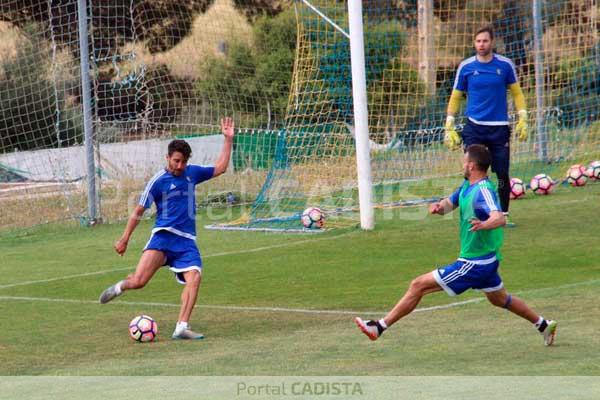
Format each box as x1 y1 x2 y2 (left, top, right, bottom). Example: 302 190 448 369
114 238 128 256
221 117 235 140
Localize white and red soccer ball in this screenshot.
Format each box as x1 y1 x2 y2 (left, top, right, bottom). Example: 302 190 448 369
129 315 158 342
585 161 600 181
509 177 526 199
566 164 587 187
301 207 325 229
530 174 554 195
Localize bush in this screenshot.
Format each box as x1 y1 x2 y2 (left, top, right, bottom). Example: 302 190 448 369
309 19 410 125
368 58 427 139
550 57 600 129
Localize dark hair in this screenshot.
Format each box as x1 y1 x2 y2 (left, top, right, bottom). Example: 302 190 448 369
466 144 491 172
167 139 192 160
475 25 494 41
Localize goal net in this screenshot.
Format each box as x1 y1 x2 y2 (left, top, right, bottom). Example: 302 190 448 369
0 0 598 232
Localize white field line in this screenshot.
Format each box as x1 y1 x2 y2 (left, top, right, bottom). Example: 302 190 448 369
0 230 357 290
0 279 598 317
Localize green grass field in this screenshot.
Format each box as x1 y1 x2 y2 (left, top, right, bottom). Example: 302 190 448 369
1 183 599 376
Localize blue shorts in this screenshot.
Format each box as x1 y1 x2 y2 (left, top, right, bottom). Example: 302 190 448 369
144 230 202 285
433 253 503 296
462 121 511 175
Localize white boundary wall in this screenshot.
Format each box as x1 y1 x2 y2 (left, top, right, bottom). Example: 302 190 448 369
0 135 227 182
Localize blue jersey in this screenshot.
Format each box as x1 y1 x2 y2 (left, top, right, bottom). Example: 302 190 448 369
453 54 518 126
139 165 215 240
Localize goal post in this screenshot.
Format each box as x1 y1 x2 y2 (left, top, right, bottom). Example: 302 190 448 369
347 0 374 230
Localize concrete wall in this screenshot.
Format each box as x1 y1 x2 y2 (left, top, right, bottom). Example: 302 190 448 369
0 135 228 182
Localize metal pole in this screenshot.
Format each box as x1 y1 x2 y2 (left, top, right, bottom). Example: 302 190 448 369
532 0 547 162
348 0 374 230
77 0 97 223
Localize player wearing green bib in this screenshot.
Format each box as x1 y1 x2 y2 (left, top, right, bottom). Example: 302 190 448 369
455 176 504 260
355 144 557 346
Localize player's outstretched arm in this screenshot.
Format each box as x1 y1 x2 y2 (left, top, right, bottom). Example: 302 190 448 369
429 198 456 216
213 117 235 177
114 204 145 256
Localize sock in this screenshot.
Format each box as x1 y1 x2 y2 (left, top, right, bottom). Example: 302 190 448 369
535 316 548 332
175 321 189 333
114 280 124 295
367 319 386 335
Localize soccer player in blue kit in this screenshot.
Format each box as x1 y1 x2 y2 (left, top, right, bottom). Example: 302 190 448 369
355 145 557 346
444 26 529 226
99 117 235 340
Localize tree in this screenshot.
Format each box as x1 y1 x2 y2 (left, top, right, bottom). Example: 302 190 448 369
233 0 290 21
196 8 296 128
0 25 82 152
0 1 215 56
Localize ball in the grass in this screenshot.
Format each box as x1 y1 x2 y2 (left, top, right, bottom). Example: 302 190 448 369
566 164 587 187
301 207 324 229
530 174 554 195
509 177 526 199
585 161 600 180
129 315 158 342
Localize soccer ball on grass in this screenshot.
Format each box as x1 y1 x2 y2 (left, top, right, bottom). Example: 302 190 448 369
128 315 158 342
509 177 526 199
566 164 587 187
301 207 324 229
585 161 600 180
530 174 554 195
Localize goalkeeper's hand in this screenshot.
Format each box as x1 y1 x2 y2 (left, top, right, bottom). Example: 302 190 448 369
515 110 528 142
444 116 462 151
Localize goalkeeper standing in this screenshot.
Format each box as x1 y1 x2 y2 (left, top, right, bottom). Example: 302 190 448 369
444 26 528 225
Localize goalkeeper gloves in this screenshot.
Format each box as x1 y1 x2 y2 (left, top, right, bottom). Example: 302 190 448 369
515 110 528 142
444 116 462 151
